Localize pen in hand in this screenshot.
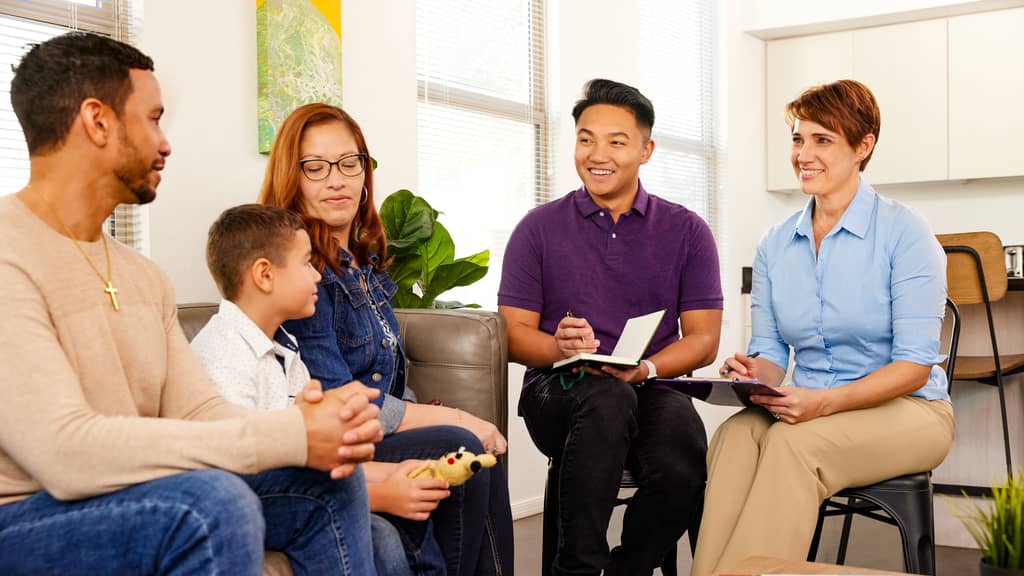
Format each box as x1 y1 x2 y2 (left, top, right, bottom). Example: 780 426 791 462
565 310 586 345
719 351 760 377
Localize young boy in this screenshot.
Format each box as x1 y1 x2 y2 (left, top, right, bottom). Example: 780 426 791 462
192 204 447 576
191 204 320 409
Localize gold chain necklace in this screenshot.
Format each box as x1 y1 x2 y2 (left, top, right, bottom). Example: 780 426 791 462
30 186 119 311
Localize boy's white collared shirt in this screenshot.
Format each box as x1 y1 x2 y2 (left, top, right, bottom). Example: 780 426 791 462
191 299 309 411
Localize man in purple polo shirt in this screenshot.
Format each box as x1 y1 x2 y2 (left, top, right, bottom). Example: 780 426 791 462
498 78 723 576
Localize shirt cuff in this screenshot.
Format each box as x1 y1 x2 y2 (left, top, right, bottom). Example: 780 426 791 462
747 335 790 374
379 394 408 436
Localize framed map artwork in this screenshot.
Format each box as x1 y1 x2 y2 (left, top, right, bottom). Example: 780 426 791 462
256 0 343 153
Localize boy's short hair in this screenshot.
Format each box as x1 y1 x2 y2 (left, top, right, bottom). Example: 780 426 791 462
206 204 307 301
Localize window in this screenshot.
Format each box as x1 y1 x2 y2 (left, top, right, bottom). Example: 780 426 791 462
415 0 548 309
0 1 144 249
639 0 719 230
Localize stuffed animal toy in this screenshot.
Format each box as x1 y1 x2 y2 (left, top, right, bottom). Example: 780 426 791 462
407 446 497 486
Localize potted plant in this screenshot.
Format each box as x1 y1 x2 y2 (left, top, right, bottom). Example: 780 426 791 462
379 189 489 309
952 473 1024 575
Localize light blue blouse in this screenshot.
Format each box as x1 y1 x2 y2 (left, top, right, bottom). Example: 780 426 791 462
749 180 950 402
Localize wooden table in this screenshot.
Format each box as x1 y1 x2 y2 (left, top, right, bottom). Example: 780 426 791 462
716 555 912 575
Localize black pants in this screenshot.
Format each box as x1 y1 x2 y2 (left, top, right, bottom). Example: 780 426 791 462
521 374 708 576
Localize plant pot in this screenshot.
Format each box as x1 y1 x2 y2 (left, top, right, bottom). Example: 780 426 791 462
981 559 1024 576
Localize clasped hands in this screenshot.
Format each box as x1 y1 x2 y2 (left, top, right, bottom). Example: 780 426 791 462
718 352 827 424
555 315 650 384
296 379 383 479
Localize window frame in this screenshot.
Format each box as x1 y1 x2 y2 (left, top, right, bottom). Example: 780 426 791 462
415 0 550 205
0 0 144 250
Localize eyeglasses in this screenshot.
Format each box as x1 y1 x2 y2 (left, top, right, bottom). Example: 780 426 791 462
299 153 368 181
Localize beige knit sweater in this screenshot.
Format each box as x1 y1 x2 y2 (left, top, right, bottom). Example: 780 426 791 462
0 195 307 505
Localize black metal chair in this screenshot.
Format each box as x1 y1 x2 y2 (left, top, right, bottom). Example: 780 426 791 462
806 297 961 575
541 460 688 576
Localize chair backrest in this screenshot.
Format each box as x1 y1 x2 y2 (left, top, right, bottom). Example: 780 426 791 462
942 298 960 392
937 231 1007 305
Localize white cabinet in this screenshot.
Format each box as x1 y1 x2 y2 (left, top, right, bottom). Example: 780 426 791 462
765 20 948 191
765 32 852 192
949 8 1024 180
853 19 947 186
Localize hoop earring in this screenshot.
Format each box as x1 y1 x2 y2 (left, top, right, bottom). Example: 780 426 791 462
360 186 368 206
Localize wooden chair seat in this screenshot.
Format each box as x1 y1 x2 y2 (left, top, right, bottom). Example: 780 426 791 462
952 353 1024 381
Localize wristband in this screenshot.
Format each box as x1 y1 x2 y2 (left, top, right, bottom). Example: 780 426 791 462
641 359 657 380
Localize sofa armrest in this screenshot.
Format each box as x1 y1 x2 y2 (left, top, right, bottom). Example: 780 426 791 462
395 308 509 440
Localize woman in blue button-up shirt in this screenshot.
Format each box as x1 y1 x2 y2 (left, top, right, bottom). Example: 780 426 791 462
261 103 513 576
692 81 955 575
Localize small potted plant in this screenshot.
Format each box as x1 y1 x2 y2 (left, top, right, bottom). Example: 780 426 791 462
952 473 1024 575
379 189 489 309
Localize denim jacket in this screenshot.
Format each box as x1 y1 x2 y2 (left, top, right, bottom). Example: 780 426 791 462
284 250 414 434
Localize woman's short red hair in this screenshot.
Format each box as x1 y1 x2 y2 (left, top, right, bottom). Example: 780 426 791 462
785 79 881 171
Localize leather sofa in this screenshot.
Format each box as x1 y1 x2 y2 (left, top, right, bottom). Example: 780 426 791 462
176 303 509 575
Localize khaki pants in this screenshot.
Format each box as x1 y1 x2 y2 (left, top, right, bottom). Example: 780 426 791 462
691 396 954 576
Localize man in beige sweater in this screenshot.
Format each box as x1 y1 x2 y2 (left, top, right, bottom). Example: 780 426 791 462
0 32 383 575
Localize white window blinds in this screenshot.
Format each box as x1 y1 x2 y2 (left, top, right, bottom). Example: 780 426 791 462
639 0 719 230
415 0 548 310
0 0 144 250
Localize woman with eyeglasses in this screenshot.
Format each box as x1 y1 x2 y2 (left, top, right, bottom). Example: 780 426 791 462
260 103 513 576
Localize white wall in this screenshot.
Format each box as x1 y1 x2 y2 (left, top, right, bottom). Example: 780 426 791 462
140 0 417 304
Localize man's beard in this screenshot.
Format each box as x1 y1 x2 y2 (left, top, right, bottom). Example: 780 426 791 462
114 129 158 205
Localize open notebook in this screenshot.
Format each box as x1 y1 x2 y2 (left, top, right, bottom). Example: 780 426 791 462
552 309 666 370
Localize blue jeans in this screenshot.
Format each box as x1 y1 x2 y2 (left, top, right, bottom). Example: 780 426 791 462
376 425 514 576
373 513 414 576
0 468 375 576
243 466 375 575
373 513 447 576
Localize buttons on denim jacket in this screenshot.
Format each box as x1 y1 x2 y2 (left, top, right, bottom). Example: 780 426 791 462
371 373 383 382
381 338 388 348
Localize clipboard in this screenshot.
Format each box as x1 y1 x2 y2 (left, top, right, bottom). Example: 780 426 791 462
652 377 784 408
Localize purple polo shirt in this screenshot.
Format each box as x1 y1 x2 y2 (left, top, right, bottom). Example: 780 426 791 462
498 181 723 387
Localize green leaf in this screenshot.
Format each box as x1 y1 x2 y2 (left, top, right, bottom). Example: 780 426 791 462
458 249 490 267
419 221 456 287
422 252 489 303
393 290 423 309
380 190 434 251
387 254 423 291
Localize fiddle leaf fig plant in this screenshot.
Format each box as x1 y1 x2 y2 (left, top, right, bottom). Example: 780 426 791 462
380 189 489 309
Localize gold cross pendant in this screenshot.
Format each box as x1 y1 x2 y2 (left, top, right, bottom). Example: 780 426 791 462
104 281 120 311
